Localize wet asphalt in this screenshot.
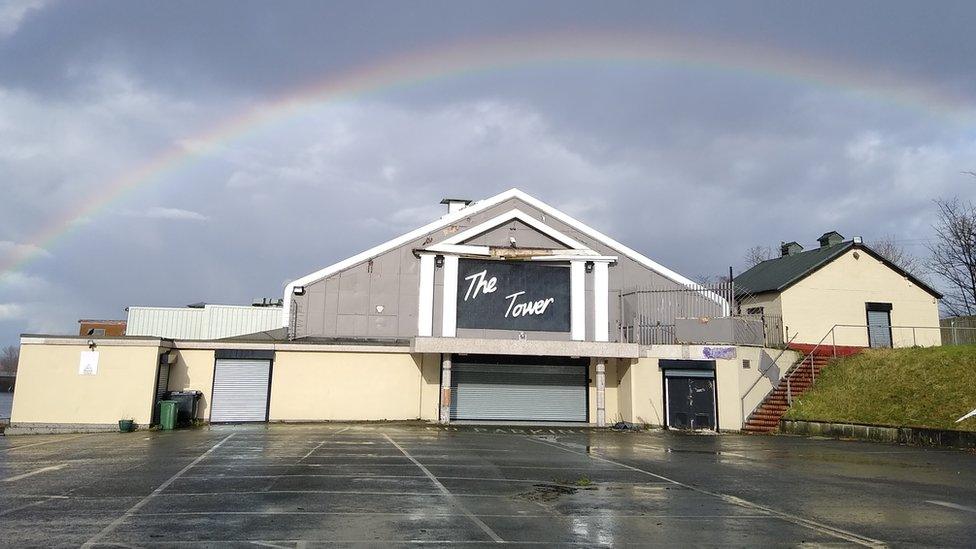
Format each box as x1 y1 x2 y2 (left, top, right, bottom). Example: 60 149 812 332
0 424 973 547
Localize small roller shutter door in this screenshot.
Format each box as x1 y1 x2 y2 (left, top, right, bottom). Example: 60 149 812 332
151 355 170 425
450 362 587 422
210 359 271 423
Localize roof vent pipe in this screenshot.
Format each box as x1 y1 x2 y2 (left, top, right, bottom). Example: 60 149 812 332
780 241 804 257
440 198 472 214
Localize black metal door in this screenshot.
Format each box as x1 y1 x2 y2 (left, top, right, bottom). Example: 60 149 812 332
666 377 716 430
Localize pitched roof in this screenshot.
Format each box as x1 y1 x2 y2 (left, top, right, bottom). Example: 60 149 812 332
734 241 942 299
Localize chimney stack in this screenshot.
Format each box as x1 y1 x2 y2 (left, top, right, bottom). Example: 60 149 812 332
440 198 472 214
781 241 803 257
817 231 844 248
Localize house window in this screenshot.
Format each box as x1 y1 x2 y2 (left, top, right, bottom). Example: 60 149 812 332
86 328 106 336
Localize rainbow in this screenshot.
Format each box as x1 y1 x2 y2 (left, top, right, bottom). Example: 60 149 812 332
4 29 971 276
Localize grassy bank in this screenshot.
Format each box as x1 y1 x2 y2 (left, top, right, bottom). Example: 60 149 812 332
784 345 976 432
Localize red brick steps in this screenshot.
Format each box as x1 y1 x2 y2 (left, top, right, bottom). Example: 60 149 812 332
742 344 862 434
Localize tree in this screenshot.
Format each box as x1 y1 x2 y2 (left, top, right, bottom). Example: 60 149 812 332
0 345 19 375
743 246 772 268
927 197 976 317
872 235 921 277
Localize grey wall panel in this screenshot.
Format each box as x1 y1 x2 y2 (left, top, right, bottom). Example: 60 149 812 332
296 196 702 341
210 359 270 423
368 315 398 337
466 220 568 249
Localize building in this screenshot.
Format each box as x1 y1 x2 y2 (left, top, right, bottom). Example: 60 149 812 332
78 319 127 337
126 301 283 340
735 232 942 348
10 189 797 433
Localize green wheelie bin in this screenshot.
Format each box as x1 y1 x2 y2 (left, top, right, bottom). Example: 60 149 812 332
158 400 178 431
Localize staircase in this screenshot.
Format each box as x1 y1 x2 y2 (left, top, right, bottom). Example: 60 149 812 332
742 344 862 433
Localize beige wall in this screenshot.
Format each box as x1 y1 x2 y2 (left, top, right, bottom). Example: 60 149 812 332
168 349 215 419
268 351 438 421
12 342 163 426
780 249 941 346
614 346 798 431
738 292 783 318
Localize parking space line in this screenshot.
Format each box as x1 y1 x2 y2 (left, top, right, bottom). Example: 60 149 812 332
81 434 235 548
298 426 351 462
5 434 91 451
926 500 976 513
527 437 886 548
383 433 505 544
3 463 69 482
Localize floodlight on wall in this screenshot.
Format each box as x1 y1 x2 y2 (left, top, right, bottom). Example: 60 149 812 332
585 262 594 273
293 286 305 296
87 339 96 350
434 255 444 268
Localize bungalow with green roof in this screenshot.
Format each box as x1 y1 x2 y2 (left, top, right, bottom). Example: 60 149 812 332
734 231 942 348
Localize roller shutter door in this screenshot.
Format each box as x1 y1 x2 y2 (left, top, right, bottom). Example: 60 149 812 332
151 354 170 425
210 359 271 423
450 358 587 422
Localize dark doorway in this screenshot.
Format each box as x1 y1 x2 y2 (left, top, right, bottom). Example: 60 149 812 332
866 302 893 348
665 372 717 430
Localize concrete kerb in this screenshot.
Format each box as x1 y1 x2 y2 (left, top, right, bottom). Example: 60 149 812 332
780 419 976 449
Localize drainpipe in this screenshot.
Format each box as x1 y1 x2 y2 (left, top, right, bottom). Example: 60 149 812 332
595 358 607 427
439 354 452 424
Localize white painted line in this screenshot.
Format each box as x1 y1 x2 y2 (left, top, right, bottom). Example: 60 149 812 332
81 434 235 548
298 426 351 462
926 500 976 514
527 437 886 548
383 433 504 544
3 463 69 482
5 434 91 451
136 511 772 518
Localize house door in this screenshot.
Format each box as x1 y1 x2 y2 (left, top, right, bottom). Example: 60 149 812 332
866 303 893 348
664 370 717 430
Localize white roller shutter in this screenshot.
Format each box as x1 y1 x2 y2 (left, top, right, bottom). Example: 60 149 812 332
450 361 587 422
210 359 271 423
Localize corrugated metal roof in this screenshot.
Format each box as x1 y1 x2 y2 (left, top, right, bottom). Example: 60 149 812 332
126 305 282 340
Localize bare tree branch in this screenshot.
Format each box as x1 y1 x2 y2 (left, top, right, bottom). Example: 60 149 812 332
926 197 976 317
871 235 921 277
0 345 18 375
743 245 772 269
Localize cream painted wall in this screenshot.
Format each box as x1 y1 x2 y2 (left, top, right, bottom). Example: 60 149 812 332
738 292 783 318
614 346 798 431
780 249 941 346
168 349 215 419
269 351 437 421
418 353 441 421
12 342 162 425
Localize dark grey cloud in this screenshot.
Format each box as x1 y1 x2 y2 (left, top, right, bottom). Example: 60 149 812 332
1 1 975 345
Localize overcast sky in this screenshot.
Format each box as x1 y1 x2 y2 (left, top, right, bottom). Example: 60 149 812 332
1 1 975 345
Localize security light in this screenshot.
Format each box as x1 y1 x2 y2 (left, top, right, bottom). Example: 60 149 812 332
435 255 444 268
293 286 305 296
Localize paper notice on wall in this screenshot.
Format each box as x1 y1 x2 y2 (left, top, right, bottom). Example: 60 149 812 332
79 351 99 375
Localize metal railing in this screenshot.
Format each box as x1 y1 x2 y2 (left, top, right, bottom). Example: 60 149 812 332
783 323 976 406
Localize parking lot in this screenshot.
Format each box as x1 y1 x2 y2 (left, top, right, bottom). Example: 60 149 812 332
1 424 974 547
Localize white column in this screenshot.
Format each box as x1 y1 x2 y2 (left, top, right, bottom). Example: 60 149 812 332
417 254 435 337
570 260 586 341
441 255 459 337
439 354 452 423
593 261 610 342
595 358 607 427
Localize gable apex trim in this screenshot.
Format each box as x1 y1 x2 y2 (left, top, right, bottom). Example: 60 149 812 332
281 188 703 326
440 208 591 251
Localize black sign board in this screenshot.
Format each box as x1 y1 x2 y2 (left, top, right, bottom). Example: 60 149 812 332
456 259 571 332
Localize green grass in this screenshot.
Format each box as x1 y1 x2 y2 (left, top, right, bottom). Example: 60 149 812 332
784 345 976 432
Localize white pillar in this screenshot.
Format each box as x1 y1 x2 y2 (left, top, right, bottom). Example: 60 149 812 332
441 255 459 337
570 260 586 341
595 358 607 427
593 261 610 342
417 254 435 337
439 354 452 423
